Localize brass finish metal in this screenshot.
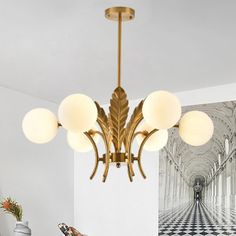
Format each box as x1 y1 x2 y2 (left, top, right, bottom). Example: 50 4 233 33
73 7 173 182
127 164 133 182
94 102 111 182
110 152 127 163
86 88 154 182
105 7 135 22
118 13 122 87
106 7 135 87
109 87 129 152
84 132 100 180
137 129 158 179
125 100 144 178
95 102 112 144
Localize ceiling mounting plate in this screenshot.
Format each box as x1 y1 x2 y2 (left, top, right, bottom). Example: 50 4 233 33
105 7 135 22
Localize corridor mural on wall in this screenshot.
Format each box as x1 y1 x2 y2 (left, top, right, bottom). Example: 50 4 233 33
158 100 236 236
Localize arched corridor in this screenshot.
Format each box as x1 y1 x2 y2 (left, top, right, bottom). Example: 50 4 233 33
158 101 236 235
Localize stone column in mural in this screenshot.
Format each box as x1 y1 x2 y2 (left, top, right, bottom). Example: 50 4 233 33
164 159 171 210
222 165 227 208
230 156 236 209
159 155 167 212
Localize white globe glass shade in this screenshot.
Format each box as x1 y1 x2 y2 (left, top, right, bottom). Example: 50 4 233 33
67 129 99 152
22 108 58 144
179 111 214 146
142 90 182 129
58 94 98 132
136 122 168 151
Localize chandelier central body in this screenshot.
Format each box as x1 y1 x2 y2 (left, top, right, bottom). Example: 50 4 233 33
22 7 214 182
88 87 149 182
83 7 149 182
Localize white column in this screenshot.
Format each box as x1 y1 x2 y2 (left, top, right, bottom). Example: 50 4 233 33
221 166 227 208
230 158 236 209
159 155 167 211
171 165 177 208
164 159 171 210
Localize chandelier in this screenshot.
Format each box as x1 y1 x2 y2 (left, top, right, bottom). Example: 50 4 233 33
22 7 214 182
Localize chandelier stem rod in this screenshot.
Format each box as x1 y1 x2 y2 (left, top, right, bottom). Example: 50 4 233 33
117 12 122 87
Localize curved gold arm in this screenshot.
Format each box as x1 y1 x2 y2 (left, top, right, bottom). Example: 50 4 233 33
95 126 110 183
93 130 110 182
127 163 133 182
94 102 111 182
127 119 143 178
137 129 158 179
84 132 100 180
133 131 148 139
100 132 110 183
125 100 144 178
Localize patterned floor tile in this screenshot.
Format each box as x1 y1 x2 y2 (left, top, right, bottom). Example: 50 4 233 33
159 202 236 235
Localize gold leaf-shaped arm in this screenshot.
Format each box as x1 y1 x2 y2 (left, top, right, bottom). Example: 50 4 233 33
109 87 129 152
95 102 111 182
125 100 144 177
95 102 111 139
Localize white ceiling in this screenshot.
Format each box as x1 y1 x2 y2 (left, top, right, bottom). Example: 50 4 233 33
1 0 236 104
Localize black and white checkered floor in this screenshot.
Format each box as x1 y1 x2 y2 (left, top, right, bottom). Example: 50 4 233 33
159 201 236 235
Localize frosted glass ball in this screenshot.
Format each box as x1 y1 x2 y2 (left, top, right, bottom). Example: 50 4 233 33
67 129 99 152
179 111 214 146
22 108 58 144
136 122 168 151
142 90 181 129
58 94 98 132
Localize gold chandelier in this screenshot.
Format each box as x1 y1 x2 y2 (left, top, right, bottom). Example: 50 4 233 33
22 7 214 182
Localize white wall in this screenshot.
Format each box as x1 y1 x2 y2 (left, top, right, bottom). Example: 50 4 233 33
0 87 74 236
74 102 158 236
